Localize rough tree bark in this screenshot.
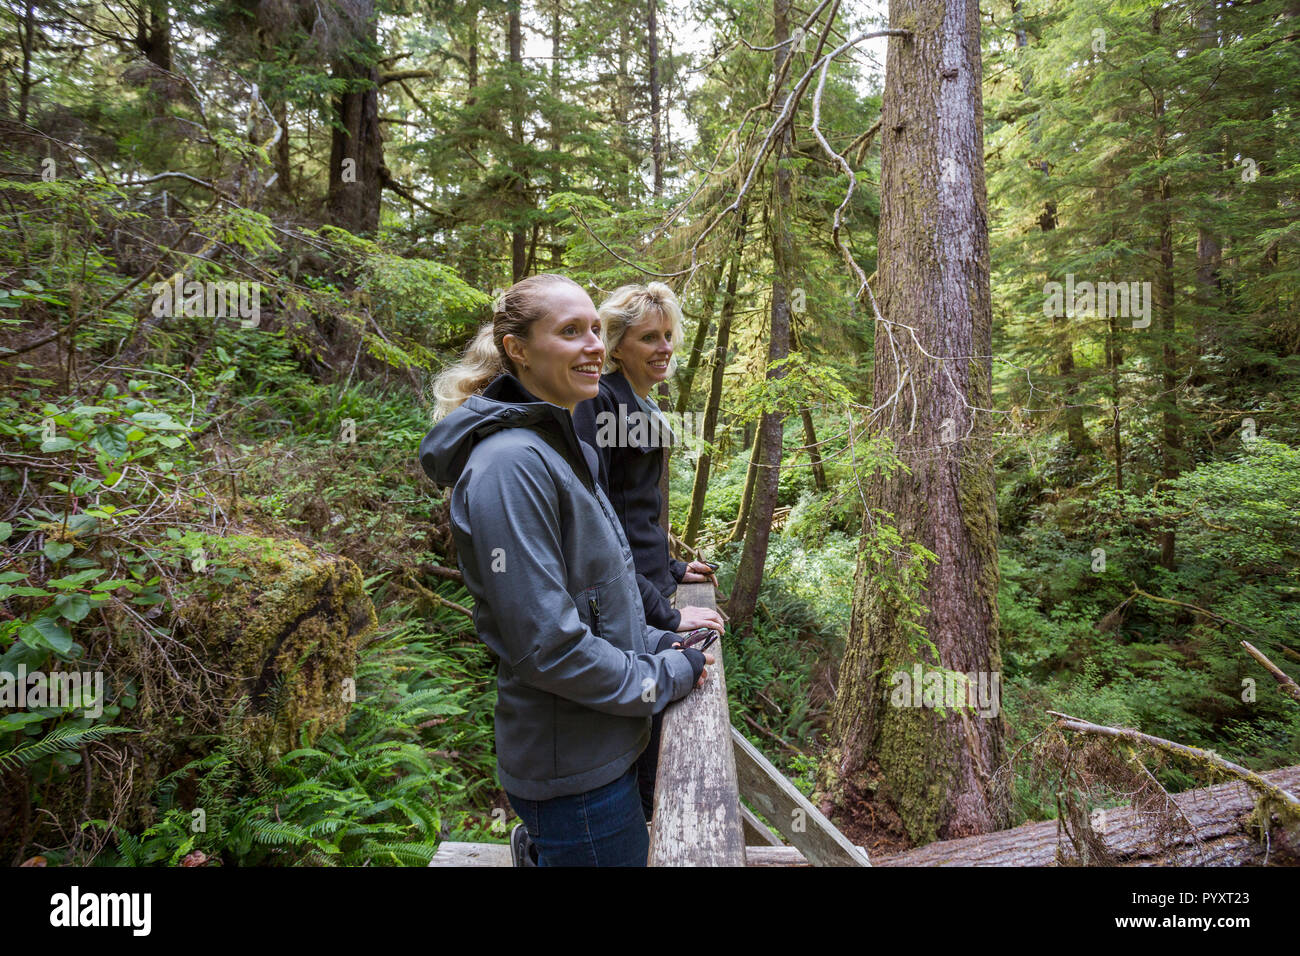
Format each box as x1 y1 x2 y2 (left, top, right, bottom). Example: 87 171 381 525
820 0 1008 843
326 0 383 235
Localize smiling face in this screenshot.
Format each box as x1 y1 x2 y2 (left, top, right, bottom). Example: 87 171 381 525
611 309 674 398
502 283 604 413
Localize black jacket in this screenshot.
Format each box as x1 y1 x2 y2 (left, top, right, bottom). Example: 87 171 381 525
573 370 687 631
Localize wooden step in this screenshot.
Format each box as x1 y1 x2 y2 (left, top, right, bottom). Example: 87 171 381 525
427 840 837 866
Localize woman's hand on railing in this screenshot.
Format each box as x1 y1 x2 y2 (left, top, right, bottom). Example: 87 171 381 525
676 647 715 688
680 560 718 584
676 604 724 633
654 632 716 690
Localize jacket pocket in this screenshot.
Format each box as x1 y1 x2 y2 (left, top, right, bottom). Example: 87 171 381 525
575 584 604 640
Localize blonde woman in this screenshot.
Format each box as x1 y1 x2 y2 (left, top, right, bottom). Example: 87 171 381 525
419 273 712 866
572 282 725 822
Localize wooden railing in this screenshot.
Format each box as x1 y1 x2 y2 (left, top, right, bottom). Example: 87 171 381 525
647 580 747 864
430 579 870 866
648 581 870 867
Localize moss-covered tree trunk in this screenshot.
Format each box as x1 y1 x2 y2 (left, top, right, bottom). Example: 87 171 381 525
730 428 760 544
820 0 1008 843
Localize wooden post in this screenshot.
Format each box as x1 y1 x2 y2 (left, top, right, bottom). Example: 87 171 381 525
648 581 746 865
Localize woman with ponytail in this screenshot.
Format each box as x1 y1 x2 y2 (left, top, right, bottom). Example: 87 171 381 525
418 273 712 867
572 281 725 823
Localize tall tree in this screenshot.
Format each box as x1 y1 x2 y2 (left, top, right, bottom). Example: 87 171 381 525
821 0 1008 842
686 209 748 546
507 0 528 279
726 0 794 630
646 0 664 195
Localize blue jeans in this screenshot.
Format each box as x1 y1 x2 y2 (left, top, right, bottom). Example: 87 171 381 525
505 765 649 867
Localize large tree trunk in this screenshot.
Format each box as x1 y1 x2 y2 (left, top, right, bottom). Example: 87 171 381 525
726 0 794 632
1109 308 1124 492
1192 7 1225 383
877 764 1300 867
730 429 761 545
135 0 173 70
326 0 383 235
508 0 527 280
820 0 1008 844
800 408 828 493
550 0 564 268
686 212 747 546
750 764 1300 866
17 0 37 124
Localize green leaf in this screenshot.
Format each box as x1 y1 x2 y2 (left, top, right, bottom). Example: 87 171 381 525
19 618 73 654
0 712 48 733
93 423 129 458
91 579 130 591
43 541 74 562
49 569 105 589
55 593 92 623
40 437 77 453
0 585 51 599
0 522 11 543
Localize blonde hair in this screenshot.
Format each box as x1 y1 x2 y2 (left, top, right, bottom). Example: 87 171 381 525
599 282 684 376
430 273 585 420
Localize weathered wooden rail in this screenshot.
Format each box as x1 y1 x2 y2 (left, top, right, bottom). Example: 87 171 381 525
646 580 868 866
430 579 869 867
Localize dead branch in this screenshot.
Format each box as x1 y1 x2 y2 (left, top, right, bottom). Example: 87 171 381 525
1047 710 1300 814
1241 641 1300 706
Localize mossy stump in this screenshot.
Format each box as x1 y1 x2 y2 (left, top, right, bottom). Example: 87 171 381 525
182 537 376 761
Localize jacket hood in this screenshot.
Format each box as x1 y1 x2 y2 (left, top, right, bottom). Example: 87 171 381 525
419 373 595 487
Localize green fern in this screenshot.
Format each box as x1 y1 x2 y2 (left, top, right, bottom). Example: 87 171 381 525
0 724 135 771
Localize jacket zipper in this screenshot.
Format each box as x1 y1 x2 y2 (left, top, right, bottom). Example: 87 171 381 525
540 420 629 549
589 596 602 637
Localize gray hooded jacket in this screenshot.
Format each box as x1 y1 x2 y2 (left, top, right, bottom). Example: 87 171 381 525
418 373 697 800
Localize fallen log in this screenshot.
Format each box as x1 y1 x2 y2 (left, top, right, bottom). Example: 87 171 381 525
873 764 1300 866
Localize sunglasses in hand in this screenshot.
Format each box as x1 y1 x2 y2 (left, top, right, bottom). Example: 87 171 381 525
677 627 719 653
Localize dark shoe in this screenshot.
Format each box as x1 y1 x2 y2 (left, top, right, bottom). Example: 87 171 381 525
510 823 537 867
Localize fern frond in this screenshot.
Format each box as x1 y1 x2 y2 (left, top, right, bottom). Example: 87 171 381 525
0 724 135 771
